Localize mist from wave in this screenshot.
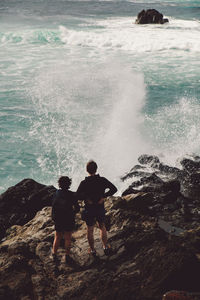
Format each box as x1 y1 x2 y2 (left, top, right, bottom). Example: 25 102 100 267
28 61 148 188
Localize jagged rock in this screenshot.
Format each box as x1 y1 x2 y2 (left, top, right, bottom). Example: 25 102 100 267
122 155 199 200
123 193 153 213
128 173 163 189
122 154 200 230
113 193 153 213
122 176 180 197
159 163 184 178
163 179 180 194
135 9 169 24
121 186 141 196
139 241 200 298
0 179 56 240
121 164 150 181
180 158 200 173
180 173 200 200
138 154 160 167
121 170 152 182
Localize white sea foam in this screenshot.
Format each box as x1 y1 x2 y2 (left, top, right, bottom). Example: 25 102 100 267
59 17 200 53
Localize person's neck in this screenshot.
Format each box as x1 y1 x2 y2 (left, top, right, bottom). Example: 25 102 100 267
89 173 96 176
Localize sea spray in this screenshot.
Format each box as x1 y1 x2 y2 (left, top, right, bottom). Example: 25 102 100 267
29 60 148 189
91 64 148 182
144 97 200 166
25 60 200 190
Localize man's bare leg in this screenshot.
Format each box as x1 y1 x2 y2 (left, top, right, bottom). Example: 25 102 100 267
98 223 107 249
87 225 95 252
52 231 62 254
64 231 72 255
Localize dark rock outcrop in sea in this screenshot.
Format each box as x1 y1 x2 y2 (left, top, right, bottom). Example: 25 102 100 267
0 155 200 300
135 9 169 24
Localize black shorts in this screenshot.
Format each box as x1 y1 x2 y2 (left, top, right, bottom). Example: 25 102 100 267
54 220 75 232
82 208 106 227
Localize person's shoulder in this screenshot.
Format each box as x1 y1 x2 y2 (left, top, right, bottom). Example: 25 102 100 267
68 190 76 196
99 176 109 182
96 176 109 186
78 178 87 186
100 176 115 186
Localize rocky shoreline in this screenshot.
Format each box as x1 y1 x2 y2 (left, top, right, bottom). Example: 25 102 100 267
0 154 200 300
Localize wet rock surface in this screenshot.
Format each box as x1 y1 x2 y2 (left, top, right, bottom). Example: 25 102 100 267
0 155 200 300
122 154 200 230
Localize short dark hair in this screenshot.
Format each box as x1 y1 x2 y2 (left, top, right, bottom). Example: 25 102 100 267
58 176 72 190
86 160 97 174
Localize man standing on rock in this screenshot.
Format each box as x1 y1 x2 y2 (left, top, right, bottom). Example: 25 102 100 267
77 160 117 256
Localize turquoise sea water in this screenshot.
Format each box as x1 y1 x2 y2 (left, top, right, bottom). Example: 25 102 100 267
1 0 200 192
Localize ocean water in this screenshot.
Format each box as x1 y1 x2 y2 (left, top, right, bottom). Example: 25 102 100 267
1 0 200 193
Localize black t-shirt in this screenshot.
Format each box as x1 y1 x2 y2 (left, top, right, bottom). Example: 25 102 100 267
76 174 117 209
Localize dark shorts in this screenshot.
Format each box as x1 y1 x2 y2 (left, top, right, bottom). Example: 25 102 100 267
54 220 75 232
82 208 106 227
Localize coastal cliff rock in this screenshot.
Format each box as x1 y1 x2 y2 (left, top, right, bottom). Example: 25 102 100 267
1 201 200 300
0 179 56 240
135 9 169 24
121 154 200 231
0 155 200 300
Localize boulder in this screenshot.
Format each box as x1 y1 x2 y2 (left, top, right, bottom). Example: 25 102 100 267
122 174 165 196
122 154 200 230
138 154 160 167
180 158 200 173
139 241 200 299
135 9 169 24
0 179 56 240
113 192 153 213
123 192 153 213
180 172 200 199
